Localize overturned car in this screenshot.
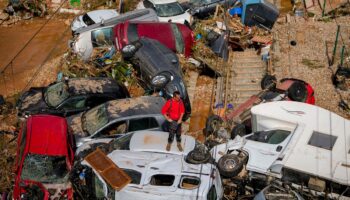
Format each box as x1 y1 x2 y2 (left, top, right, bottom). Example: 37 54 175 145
211 101 350 198
71 131 223 200
121 38 191 120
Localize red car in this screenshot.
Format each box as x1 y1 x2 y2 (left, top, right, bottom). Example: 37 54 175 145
114 21 194 57
13 115 74 200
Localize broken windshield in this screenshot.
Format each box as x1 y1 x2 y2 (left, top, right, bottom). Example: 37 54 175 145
44 82 69 107
154 2 184 17
21 154 69 183
82 104 108 135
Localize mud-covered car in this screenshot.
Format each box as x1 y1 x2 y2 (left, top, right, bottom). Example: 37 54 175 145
16 77 130 117
13 115 75 200
121 38 191 120
71 131 222 200
114 21 194 57
67 96 166 147
183 0 237 18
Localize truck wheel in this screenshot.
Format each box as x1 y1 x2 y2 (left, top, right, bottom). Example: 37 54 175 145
205 115 223 136
261 75 277 90
288 81 307 102
218 154 243 178
186 149 211 164
231 124 246 139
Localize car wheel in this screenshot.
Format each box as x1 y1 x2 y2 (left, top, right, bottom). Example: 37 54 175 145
261 75 277 90
217 154 243 178
186 149 211 164
287 81 307 102
205 115 223 136
121 44 137 59
231 124 246 139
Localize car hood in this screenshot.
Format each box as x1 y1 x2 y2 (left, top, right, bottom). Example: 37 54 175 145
67 112 87 137
158 11 192 24
17 88 48 113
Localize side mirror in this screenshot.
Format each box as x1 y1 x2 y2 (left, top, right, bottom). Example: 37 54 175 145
276 145 282 152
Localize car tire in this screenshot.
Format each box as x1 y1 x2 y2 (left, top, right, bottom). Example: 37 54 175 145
231 124 246 139
217 154 243 178
186 149 211 164
205 115 223 136
287 81 307 102
261 75 277 90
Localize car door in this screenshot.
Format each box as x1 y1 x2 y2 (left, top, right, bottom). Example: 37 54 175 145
92 120 128 139
58 96 87 116
243 129 294 174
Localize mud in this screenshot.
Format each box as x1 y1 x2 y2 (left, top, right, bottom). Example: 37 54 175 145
0 18 72 97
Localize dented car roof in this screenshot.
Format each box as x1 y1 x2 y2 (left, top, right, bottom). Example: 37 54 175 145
67 77 126 95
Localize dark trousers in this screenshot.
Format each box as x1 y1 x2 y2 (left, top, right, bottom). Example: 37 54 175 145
162 121 182 143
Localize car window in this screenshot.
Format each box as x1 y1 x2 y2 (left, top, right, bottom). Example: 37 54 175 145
91 28 113 47
246 130 291 144
154 2 184 17
179 176 200 189
171 24 184 54
109 132 135 151
44 82 69 107
82 13 95 26
122 169 142 184
207 186 217 200
150 174 175 186
94 120 127 138
308 131 337 150
143 0 153 8
21 154 69 183
127 24 139 43
61 96 86 110
82 104 108 135
94 175 105 198
128 117 159 132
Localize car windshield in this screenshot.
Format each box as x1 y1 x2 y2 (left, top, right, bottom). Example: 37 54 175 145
154 2 184 17
21 154 69 183
246 130 291 144
82 13 95 26
82 104 109 135
44 82 69 107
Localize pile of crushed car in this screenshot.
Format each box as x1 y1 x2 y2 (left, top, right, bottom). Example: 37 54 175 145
4 0 350 200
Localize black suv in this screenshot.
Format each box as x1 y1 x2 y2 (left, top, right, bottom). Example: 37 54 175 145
17 77 130 117
121 38 191 120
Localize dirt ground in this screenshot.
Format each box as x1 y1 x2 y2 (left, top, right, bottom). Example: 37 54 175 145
272 16 350 119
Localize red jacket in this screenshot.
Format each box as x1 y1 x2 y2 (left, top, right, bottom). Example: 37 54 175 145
161 99 185 121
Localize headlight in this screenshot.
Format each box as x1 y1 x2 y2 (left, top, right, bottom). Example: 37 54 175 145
151 75 168 86
122 44 136 54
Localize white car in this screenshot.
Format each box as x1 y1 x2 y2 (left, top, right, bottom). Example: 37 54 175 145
211 101 350 198
73 131 223 200
137 0 193 25
70 9 158 61
71 9 119 33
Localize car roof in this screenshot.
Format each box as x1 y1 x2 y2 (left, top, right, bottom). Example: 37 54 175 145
106 96 165 120
26 115 68 156
67 77 126 95
149 0 178 5
129 131 196 155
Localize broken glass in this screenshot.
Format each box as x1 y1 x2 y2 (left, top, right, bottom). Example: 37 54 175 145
21 154 69 183
83 104 108 135
44 82 69 107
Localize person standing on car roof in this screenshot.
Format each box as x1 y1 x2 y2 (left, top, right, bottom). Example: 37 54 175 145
161 91 185 152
